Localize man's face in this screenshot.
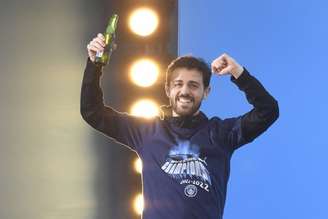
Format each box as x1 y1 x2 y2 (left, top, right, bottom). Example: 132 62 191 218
165 68 210 117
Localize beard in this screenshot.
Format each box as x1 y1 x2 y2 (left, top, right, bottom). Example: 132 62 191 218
170 94 202 117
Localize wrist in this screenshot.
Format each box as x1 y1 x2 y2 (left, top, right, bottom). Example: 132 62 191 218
231 65 244 79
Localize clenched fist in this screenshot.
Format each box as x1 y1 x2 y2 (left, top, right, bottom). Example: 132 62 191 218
86 33 117 62
211 53 244 79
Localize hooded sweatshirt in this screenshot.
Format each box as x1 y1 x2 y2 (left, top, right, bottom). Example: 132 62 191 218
80 59 279 219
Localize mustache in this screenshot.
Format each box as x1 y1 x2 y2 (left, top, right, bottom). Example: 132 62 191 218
175 94 194 101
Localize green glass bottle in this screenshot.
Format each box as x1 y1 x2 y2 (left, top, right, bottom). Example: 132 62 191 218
95 14 119 66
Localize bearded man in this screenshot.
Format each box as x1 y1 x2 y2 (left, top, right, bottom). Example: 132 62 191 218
80 33 279 219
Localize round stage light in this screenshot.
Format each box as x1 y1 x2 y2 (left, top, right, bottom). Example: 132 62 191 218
130 59 159 87
129 8 159 36
134 157 142 174
130 99 159 118
133 193 144 215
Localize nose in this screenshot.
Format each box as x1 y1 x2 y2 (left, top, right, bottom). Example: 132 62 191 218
180 84 191 95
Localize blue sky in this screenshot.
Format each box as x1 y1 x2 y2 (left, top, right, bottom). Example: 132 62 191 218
179 0 328 218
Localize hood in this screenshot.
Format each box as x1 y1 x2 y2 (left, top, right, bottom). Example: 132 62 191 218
160 105 208 129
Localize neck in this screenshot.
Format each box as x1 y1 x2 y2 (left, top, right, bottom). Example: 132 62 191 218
172 110 200 117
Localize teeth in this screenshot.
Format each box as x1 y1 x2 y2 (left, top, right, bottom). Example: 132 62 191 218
178 97 192 103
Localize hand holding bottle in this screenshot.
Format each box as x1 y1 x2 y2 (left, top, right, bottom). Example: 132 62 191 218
86 14 119 66
87 33 106 62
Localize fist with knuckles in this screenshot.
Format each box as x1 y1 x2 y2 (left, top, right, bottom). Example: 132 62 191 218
211 53 244 79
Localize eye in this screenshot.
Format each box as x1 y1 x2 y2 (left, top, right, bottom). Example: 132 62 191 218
189 83 199 89
173 82 182 87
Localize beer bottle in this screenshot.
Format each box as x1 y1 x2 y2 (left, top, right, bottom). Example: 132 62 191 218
95 14 119 66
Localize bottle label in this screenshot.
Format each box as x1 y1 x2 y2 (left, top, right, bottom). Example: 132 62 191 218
96 50 103 58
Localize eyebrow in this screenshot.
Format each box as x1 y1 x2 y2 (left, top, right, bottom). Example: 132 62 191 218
189 81 200 86
172 80 201 85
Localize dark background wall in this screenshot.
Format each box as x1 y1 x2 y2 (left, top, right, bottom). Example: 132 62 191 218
0 1 110 219
0 1 175 219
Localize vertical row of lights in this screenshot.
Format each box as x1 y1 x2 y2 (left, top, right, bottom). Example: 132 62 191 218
128 7 160 216
133 157 143 215
128 7 161 119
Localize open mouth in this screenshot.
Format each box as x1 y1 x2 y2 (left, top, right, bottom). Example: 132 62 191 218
176 96 193 105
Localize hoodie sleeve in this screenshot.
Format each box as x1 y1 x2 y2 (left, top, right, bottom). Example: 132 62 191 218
220 68 279 151
80 58 153 152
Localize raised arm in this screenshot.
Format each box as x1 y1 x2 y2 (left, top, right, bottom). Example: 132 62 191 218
80 33 153 151
212 53 279 150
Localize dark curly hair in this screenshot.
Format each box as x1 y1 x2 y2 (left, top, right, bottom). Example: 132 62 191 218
165 55 212 88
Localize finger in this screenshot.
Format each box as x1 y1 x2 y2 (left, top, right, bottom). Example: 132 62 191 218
217 59 227 68
218 66 232 75
211 63 217 72
94 37 106 47
212 67 221 74
212 60 227 73
211 55 226 68
212 66 224 74
212 64 223 73
214 53 227 63
220 53 229 60
87 44 98 52
211 60 221 71
91 40 105 51
97 33 105 41
88 44 102 52
92 37 105 47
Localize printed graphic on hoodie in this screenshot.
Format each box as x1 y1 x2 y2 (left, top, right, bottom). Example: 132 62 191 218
161 140 211 194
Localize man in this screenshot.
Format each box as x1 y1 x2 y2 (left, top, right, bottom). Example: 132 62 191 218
81 33 279 219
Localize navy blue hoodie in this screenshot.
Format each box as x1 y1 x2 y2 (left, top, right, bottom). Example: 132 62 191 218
80 59 279 219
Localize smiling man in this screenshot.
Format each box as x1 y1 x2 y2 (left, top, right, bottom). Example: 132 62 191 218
166 66 209 117
81 33 279 219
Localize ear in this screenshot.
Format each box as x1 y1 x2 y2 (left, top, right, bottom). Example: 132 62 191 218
203 86 211 99
165 84 170 98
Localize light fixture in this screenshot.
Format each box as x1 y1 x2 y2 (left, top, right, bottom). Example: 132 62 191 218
133 193 144 215
130 99 159 118
130 58 160 87
129 7 159 36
